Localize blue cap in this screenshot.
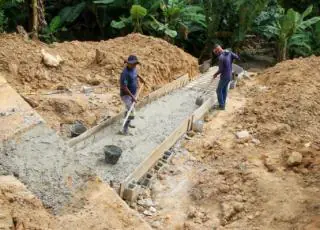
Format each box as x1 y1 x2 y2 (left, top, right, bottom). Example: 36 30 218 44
127 55 140 64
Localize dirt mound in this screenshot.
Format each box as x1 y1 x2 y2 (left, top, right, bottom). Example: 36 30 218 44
0 33 198 93
0 176 151 230
237 56 320 174
241 56 320 140
0 33 198 131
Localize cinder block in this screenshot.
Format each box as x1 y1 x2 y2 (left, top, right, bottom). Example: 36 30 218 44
142 178 151 187
123 183 139 201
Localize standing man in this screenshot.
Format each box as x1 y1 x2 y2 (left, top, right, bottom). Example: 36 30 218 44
213 45 240 110
119 55 144 135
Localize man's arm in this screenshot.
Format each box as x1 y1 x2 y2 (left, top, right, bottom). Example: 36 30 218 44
231 52 240 61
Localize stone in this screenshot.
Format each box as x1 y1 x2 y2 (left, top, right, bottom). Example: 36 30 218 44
287 152 303 166
137 198 154 208
81 86 94 94
187 131 196 137
41 49 63 67
149 207 157 213
263 158 277 172
251 138 261 145
143 210 153 216
233 202 244 212
235 130 250 139
151 221 161 229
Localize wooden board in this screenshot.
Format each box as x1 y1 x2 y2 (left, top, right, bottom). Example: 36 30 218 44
68 74 189 147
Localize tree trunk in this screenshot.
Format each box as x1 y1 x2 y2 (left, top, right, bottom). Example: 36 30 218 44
278 39 287 62
32 0 38 38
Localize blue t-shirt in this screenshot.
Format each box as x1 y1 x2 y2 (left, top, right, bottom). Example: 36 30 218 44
120 67 138 96
218 51 240 80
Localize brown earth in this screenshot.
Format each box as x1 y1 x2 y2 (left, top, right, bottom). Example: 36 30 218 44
0 176 151 230
135 57 320 230
0 33 198 132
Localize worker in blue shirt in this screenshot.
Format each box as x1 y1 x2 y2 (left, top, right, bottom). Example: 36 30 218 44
213 44 240 110
119 55 144 135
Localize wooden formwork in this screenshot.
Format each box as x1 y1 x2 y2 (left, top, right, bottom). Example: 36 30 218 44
121 92 217 199
68 74 190 148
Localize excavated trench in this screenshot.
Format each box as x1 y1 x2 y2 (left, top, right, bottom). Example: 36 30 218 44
0 69 217 213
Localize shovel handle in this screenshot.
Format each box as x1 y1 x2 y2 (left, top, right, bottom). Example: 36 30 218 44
121 84 144 129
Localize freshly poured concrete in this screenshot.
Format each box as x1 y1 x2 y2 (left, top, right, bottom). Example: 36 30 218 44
0 69 217 212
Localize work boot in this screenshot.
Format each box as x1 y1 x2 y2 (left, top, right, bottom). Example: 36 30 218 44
118 129 133 136
212 104 225 110
129 124 136 128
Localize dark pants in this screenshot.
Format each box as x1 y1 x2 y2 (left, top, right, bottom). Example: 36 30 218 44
216 78 230 108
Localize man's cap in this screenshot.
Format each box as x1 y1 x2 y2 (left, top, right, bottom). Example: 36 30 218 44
127 55 140 64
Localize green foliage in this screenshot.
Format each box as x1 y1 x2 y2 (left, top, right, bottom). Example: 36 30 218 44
258 5 320 60
40 1 86 42
232 0 269 45
130 4 147 32
0 10 7 32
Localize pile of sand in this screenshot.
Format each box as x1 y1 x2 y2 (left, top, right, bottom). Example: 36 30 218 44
240 56 320 138
0 33 198 130
238 56 320 173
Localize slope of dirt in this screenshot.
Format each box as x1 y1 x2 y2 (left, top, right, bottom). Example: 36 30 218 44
0 33 198 131
0 176 151 230
135 57 320 230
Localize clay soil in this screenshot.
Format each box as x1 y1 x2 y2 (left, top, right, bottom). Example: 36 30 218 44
0 176 151 230
0 33 198 132
135 57 320 230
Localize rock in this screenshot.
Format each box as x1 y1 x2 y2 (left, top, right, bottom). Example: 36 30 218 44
137 198 154 208
8 63 18 75
81 86 94 94
41 49 63 67
193 120 204 133
287 152 303 166
233 202 244 212
235 130 250 139
151 221 161 229
187 131 196 137
263 158 277 172
218 184 230 193
143 210 153 216
247 215 254 220
251 138 261 145
149 207 157 213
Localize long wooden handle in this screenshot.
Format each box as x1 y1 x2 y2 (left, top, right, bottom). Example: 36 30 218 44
121 84 144 129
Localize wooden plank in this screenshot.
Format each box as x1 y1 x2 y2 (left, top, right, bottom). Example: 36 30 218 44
121 117 190 193
68 74 189 147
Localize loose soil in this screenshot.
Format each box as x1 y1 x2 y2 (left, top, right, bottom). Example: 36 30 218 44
134 57 320 230
0 176 151 230
0 33 198 131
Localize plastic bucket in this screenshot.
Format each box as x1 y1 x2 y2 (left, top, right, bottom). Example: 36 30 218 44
104 145 122 165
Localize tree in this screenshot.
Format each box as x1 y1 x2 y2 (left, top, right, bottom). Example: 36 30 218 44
259 5 320 61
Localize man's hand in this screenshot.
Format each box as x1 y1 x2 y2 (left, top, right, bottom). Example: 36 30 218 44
213 73 219 80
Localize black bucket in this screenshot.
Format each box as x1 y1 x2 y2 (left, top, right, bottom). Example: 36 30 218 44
70 121 87 138
104 145 122 165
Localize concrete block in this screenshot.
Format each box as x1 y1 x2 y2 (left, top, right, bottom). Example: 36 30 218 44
123 183 139 201
142 178 151 187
